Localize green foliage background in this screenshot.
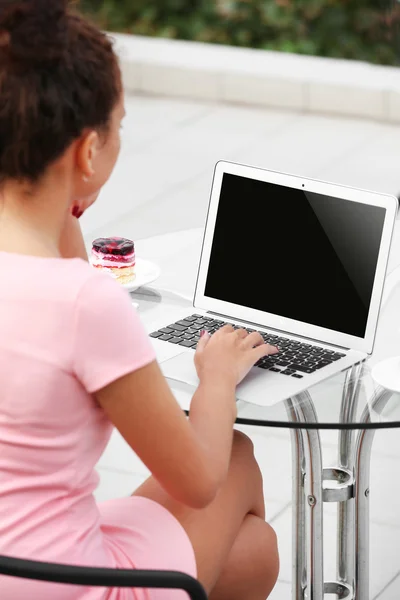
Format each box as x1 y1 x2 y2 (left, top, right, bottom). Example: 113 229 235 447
80 0 400 66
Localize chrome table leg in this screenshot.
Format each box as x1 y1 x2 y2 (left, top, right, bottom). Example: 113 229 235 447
354 387 393 600
337 363 365 593
290 393 324 600
285 398 307 600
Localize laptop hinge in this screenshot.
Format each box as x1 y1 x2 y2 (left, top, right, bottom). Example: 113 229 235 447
206 311 351 351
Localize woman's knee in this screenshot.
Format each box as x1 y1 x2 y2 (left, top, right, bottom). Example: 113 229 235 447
231 430 261 485
265 522 279 576
231 429 255 459
255 522 280 598
230 429 265 517
233 428 253 445
210 517 279 600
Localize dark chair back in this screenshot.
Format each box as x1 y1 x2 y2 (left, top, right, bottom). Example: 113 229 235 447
0 555 207 600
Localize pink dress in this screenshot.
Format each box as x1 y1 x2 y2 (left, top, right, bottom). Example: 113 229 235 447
0 253 196 600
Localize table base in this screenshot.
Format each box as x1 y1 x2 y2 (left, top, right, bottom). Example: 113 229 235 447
286 364 392 600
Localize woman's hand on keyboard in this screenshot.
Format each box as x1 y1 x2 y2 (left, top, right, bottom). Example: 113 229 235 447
194 325 279 387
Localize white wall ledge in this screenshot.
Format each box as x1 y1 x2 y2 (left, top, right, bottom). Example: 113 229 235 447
112 33 400 122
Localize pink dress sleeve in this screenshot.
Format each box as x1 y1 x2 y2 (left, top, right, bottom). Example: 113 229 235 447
72 273 156 393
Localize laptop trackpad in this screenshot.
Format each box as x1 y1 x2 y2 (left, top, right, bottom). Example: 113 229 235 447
161 351 199 387
161 351 287 407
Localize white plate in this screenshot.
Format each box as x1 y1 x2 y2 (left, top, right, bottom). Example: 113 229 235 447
123 258 161 292
90 258 161 292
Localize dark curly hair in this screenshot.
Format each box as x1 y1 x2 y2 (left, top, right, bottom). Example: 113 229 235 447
0 0 121 184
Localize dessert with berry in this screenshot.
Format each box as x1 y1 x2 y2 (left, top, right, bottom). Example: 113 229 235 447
91 237 136 285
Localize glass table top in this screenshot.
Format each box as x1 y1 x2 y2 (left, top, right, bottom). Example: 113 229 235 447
234 363 400 430
132 225 400 431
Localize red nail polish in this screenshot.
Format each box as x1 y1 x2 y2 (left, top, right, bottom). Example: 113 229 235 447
200 330 205 337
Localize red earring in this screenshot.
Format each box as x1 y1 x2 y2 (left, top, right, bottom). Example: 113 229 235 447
72 206 84 219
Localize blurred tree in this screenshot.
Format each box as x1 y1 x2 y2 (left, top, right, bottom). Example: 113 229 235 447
80 0 400 65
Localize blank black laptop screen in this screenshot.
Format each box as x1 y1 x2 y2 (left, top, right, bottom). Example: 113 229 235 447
204 173 386 338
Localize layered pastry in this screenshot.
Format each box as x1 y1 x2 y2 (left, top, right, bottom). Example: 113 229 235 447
91 237 136 285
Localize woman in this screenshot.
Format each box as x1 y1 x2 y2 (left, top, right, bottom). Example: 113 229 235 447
0 1 279 599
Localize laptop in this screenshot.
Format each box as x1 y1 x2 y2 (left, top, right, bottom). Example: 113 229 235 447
150 161 397 407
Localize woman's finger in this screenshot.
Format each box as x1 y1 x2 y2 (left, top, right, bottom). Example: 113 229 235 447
252 343 279 362
219 324 234 334
195 330 211 355
241 331 264 348
235 328 248 339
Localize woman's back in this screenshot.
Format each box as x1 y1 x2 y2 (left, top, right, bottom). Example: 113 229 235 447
0 253 113 566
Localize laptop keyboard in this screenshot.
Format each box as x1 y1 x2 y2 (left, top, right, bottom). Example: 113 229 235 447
150 315 346 379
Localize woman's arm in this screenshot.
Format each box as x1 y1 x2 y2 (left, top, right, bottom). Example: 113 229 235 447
95 329 275 510
59 213 88 261
95 361 236 509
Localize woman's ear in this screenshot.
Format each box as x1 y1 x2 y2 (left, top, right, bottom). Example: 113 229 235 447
76 130 99 182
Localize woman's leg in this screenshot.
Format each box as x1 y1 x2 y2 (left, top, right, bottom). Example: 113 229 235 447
209 514 279 600
133 430 279 599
